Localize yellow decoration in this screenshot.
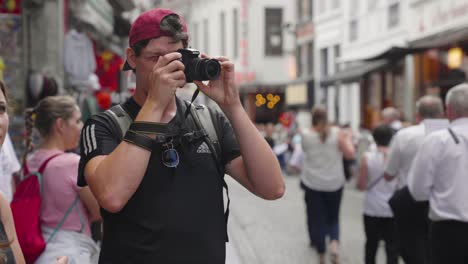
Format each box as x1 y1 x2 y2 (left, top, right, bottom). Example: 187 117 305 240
448 47 463 69
6 0 16 11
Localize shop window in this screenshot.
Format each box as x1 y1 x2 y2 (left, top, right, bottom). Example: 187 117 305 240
308 42 314 76
320 47 328 78
334 44 341 73
203 19 209 54
368 0 377 11
265 8 283 56
332 0 340 9
317 0 326 14
233 8 239 59
192 22 199 49
388 2 400 29
350 0 359 16
349 20 358 42
296 45 303 78
220 12 226 55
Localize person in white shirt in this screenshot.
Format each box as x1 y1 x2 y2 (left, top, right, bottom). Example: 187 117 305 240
384 95 443 264
407 83 468 264
0 133 20 202
357 124 398 264
381 107 403 131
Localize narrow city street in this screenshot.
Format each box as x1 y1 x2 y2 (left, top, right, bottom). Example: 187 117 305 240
226 174 391 264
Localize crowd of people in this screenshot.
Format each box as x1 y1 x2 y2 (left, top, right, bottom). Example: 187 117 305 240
0 6 467 264
259 84 467 264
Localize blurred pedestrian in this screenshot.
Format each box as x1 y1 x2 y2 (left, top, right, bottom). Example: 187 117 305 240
23 96 101 263
300 106 355 264
408 83 468 264
384 95 444 264
357 124 398 264
381 107 402 131
264 122 275 149
0 80 25 263
0 133 20 202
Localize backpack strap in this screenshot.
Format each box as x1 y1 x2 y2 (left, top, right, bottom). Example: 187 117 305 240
46 194 80 243
448 128 460 144
103 104 133 139
23 153 80 243
188 103 230 242
23 153 64 194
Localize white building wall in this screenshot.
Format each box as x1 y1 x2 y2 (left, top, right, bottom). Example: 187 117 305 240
341 0 409 62
163 0 295 85
408 0 468 42
246 0 295 84
313 0 344 124
338 0 411 130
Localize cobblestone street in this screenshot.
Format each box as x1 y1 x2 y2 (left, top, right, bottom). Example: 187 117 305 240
226 174 393 264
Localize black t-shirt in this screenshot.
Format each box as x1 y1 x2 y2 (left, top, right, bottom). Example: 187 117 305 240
78 97 240 263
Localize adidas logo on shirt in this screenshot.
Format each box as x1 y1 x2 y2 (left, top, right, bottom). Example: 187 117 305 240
197 142 212 154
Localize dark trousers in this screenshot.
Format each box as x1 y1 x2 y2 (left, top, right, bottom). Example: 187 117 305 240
363 215 399 264
394 215 429 264
431 220 468 264
303 185 343 254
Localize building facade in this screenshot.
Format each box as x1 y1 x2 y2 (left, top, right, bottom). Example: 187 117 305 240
160 0 296 124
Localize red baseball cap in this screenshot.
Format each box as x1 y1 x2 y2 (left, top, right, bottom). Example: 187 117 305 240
123 8 188 71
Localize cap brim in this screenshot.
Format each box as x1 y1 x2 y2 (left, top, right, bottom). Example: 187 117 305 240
122 60 133 71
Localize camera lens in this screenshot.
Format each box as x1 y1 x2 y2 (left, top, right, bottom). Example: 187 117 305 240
204 59 221 80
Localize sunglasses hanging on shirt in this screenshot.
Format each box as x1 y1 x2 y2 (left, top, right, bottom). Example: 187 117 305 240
162 138 180 168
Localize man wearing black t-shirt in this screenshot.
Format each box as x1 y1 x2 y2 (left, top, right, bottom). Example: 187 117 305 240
78 8 285 264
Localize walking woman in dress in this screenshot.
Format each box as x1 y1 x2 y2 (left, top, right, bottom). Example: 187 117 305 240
301 106 355 264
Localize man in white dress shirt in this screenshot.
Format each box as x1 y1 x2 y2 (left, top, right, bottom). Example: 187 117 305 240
384 95 444 264
408 83 468 264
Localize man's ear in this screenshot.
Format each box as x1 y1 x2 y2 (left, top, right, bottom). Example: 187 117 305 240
126 47 137 70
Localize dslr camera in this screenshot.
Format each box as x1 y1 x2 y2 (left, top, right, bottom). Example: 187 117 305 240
177 48 221 83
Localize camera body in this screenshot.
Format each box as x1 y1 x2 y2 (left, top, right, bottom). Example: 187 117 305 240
177 48 221 83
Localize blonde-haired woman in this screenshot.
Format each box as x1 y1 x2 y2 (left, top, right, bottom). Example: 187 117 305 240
23 96 101 263
301 106 355 264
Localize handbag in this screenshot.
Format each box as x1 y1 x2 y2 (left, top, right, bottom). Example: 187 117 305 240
388 186 428 225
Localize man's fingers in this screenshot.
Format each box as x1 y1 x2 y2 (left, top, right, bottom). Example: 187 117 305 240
214 56 229 62
156 52 182 67
194 81 209 91
160 59 185 74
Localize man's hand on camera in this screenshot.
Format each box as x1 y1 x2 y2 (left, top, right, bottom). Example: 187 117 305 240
147 52 186 109
194 55 240 111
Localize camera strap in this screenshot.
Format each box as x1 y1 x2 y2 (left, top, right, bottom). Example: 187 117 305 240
183 88 200 119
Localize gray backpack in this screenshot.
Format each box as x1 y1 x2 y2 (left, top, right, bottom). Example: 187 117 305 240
103 102 230 241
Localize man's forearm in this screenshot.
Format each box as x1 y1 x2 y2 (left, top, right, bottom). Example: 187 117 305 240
223 104 284 199
87 101 166 213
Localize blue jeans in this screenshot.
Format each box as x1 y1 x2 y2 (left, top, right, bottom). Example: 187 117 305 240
303 184 343 254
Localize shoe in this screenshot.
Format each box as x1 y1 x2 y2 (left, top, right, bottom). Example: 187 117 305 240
330 252 340 264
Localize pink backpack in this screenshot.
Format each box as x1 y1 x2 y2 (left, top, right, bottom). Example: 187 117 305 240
10 153 77 263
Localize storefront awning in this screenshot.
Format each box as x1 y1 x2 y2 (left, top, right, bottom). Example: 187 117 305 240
320 60 388 86
364 46 428 61
410 26 468 49
73 0 114 37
